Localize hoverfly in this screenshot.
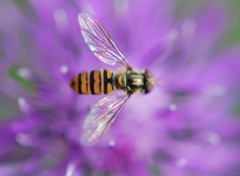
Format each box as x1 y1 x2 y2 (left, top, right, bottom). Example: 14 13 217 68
70 12 156 145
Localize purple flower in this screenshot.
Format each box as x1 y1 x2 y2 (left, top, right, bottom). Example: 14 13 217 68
0 0 240 176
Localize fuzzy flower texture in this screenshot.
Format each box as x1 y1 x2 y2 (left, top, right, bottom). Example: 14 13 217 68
0 0 240 176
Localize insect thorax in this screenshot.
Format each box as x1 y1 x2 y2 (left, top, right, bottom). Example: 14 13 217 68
115 70 146 93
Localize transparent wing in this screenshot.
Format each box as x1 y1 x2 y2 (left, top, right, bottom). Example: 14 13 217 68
81 93 131 145
78 12 129 66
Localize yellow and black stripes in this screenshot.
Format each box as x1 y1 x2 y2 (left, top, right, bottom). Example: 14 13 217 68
70 70 117 94
103 70 114 94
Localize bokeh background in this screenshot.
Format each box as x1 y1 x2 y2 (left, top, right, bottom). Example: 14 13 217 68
0 0 240 176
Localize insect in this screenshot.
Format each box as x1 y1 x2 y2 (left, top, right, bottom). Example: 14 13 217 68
70 12 156 145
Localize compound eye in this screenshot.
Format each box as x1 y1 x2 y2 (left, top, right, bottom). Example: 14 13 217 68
145 83 154 94
145 70 153 79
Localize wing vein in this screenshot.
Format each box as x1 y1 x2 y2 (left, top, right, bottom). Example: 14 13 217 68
78 12 128 66
81 93 131 145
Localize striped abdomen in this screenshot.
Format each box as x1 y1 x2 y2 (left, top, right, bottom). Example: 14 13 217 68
70 70 117 94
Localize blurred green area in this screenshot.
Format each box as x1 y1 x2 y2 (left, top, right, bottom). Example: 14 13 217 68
12 0 36 18
8 66 36 92
0 66 36 120
221 0 240 47
0 107 7 117
233 102 240 116
0 89 20 120
175 0 240 47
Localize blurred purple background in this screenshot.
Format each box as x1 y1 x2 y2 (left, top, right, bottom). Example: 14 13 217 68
0 0 240 175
